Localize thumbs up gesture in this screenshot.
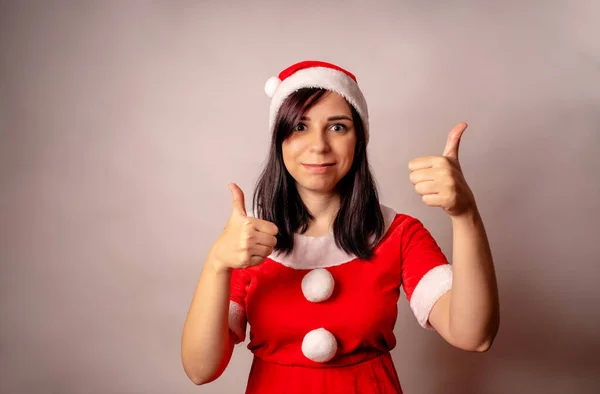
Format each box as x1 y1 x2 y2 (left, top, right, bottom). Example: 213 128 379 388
408 122 476 218
210 183 279 271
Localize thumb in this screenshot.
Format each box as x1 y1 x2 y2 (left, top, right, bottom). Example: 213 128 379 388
442 122 468 159
228 183 247 216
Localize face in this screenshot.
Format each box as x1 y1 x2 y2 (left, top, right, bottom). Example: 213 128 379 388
282 92 357 196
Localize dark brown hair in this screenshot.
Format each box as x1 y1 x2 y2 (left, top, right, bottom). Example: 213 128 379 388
252 88 384 260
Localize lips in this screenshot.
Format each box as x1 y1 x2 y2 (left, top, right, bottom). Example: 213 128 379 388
302 163 335 174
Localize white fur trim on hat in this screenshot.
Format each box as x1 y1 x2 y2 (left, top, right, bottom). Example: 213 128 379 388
301 328 338 362
301 268 335 302
409 264 453 330
266 67 370 143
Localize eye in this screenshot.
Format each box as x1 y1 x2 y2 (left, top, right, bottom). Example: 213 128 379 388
330 124 348 132
294 123 307 132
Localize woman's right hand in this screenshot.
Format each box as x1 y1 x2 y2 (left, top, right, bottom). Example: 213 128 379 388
209 183 279 272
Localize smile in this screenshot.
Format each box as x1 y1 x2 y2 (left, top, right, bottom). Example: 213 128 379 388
302 163 335 173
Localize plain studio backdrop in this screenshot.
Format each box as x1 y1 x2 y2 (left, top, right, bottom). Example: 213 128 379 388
1 1 599 393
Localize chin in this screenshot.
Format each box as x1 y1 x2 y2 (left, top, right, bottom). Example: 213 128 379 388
300 183 337 194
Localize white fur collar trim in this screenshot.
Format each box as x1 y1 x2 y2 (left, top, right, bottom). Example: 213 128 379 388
268 204 397 270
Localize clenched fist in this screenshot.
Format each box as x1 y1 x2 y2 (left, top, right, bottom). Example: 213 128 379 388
408 122 476 218
210 183 279 271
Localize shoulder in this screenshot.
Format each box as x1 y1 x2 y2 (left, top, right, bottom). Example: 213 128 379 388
379 203 422 235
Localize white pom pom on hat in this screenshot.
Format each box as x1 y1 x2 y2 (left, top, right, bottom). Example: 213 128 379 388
263 60 370 144
264 76 281 98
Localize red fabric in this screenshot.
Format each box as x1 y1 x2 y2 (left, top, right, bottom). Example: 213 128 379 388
230 268 250 313
278 60 358 82
400 216 451 301
229 214 450 393
247 352 402 394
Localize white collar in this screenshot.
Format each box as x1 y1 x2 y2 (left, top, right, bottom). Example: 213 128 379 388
267 204 397 270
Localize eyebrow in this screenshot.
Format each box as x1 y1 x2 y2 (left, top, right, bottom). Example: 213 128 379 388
300 115 353 122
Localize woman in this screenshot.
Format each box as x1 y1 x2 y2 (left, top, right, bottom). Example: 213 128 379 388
181 60 500 393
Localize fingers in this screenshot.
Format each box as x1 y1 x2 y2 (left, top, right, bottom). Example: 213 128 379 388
241 230 276 254
239 245 273 267
249 255 267 266
421 194 445 207
414 180 438 196
409 167 452 185
442 122 468 159
238 223 277 263
250 244 273 258
408 156 435 171
229 183 247 216
409 168 435 184
408 156 450 171
251 218 279 236
253 231 278 248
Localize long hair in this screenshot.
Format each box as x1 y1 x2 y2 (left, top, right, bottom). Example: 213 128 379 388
252 88 384 260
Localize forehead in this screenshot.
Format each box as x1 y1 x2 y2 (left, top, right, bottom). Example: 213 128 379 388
304 91 352 117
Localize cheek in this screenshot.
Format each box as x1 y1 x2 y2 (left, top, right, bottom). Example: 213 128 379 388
339 143 356 170
283 137 309 159
282 141 300 171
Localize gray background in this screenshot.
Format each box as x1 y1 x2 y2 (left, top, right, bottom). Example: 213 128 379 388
1 1 599 393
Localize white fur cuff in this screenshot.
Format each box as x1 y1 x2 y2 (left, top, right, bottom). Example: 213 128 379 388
228 300 247 343
409 264 453 329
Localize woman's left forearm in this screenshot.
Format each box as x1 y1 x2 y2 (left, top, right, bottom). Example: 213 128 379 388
408 122 499 350
448 205 499 351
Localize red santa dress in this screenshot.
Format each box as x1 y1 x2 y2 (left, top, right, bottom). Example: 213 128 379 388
228 205 453 394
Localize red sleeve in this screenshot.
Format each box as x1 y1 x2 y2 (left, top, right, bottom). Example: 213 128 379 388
400 216 453 329
229 268 250 343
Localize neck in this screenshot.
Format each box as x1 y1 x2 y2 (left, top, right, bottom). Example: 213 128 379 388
296 187 341 236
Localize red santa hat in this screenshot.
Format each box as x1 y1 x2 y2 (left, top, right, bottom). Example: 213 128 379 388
264 60 370 143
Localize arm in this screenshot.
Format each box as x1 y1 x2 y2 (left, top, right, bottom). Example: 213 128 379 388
181 253 236 385
408 122 499 352
180 183 278 384
428 206 500 352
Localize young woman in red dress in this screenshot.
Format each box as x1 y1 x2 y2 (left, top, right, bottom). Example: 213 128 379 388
181 60 500 393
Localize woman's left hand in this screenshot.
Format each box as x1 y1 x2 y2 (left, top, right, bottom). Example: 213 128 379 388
408 122 477 218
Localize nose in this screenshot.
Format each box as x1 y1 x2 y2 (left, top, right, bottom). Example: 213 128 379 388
309 129 330 153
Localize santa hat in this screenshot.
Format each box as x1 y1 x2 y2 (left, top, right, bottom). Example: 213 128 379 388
264 60 370 143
